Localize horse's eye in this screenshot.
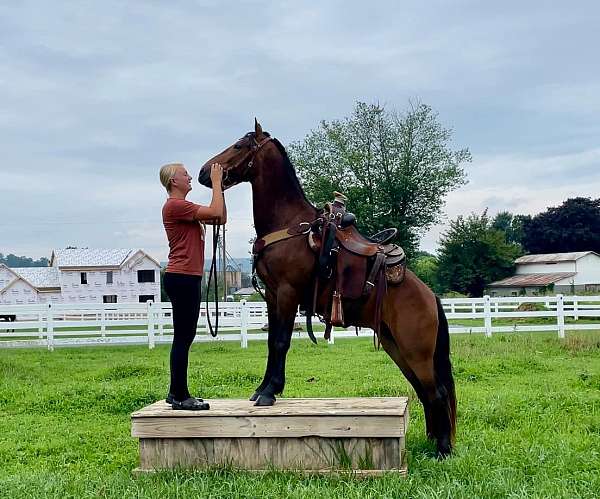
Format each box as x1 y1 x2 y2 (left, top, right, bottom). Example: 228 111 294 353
233 144 242 150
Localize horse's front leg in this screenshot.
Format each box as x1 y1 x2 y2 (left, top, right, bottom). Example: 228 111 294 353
249 303 277 401
255 288 298 406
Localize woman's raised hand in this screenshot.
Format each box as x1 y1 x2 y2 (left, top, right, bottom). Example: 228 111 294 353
210 163 223 186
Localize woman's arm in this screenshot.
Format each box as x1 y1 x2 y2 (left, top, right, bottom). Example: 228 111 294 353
203 193 227 225
193 164 225 223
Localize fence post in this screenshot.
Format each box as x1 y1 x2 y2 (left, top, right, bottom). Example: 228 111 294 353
157 302 164 336
240 300 248 348
38 306 44 339
573 296 579 321
46 302 54 351
100 306 106 339
557 294 565 339
147 301 155 349
484 295 492 337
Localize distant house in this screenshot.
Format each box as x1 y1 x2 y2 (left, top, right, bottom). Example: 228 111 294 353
0 248 161 305
233 287 257 298
488 251 600 296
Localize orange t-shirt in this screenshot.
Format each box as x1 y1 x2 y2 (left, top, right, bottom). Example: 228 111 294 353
162 198 205 276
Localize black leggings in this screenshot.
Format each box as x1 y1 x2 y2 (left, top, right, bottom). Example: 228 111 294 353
164 272 202 400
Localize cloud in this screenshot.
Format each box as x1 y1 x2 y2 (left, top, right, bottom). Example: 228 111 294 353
1 1 599 262
420 147 600 252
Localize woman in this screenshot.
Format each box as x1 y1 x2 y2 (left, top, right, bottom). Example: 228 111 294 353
159 162 226 410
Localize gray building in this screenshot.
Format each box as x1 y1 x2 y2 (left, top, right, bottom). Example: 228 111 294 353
487 251 600 296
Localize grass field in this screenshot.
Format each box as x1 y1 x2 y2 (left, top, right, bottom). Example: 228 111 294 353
1 331 600 498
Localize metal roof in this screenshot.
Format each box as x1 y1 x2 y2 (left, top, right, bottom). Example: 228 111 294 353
515 251 598 264
9 267 61 289
489 272 576 287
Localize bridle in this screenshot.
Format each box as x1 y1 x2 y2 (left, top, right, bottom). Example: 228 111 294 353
221 134 273 189
205 133 273 337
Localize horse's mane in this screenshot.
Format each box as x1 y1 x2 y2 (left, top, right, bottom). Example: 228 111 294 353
270 137 316 209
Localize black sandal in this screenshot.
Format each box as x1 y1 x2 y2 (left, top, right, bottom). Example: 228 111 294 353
171 397 210 411
166 393 203 404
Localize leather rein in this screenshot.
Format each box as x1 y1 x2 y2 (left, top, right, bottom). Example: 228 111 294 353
205 134 273 337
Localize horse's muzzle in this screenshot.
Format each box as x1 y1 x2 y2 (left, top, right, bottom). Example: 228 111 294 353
198 168 212 188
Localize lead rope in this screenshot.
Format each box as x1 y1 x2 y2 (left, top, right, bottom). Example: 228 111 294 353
206 222 220 337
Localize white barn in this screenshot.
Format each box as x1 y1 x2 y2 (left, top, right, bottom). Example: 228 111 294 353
0 248 161 305
488 251 600 296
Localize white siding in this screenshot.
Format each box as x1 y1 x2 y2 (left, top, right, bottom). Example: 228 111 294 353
130 256 160 303
54 257 160 304
38 291 62 304
0 267 15 290
515 261 576 274
2 250 161 305
574 254 600 285
0 279 39 305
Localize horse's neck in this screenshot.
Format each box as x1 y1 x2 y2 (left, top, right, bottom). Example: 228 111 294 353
251 153 316 238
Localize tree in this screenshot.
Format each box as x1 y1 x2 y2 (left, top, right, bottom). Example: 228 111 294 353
437 211 522 297
492 211 529 246
522 197 600 254
288 101 471 257
410 251 439 291
0 253 49 267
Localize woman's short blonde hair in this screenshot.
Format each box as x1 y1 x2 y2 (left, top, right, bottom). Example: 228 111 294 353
159 163 183 193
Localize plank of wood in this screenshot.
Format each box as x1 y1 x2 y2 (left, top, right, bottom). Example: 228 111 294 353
138 436 405 471
132 397 408 418
132 415 405 438
133 466 408 477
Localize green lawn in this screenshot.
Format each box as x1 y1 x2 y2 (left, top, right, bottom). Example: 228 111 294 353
1 332 599 498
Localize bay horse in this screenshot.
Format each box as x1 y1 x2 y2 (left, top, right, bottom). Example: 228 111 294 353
198 120 456 456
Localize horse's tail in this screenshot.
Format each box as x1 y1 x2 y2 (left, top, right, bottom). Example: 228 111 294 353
434 295 457 442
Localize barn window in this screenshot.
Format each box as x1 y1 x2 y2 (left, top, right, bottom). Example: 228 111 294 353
103 295 118 303
139 295 155 303
80 272 87 284
137 270 155 283
106 271 113 284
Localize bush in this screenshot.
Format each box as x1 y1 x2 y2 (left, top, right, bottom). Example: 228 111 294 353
516 302 547 312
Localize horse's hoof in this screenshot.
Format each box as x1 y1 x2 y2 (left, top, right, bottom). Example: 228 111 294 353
254 394 276 406
249 392 260 402
436 438 452 459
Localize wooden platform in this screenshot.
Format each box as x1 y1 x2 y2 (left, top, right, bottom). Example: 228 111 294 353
132 397 408 475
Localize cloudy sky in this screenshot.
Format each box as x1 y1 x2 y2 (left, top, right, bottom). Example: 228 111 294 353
1 1 599 262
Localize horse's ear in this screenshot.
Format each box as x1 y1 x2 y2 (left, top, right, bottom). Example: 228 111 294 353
254 118 263 138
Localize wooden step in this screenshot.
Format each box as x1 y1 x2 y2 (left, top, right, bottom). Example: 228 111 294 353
132 397 408 474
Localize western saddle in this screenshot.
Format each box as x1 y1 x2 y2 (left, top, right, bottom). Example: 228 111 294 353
252 192 406 342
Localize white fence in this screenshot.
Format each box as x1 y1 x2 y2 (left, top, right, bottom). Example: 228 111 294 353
1 294 599 350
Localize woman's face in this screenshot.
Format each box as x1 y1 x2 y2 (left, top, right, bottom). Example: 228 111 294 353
171 165 192 194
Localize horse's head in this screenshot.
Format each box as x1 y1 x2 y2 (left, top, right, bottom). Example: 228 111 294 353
198 119 272 190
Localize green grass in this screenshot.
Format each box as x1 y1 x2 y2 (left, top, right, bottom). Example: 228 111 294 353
1 332 600 498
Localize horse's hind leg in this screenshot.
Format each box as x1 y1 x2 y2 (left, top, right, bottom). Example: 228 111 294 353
409 358 453 457
378 325 435 439
380 323 453 457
